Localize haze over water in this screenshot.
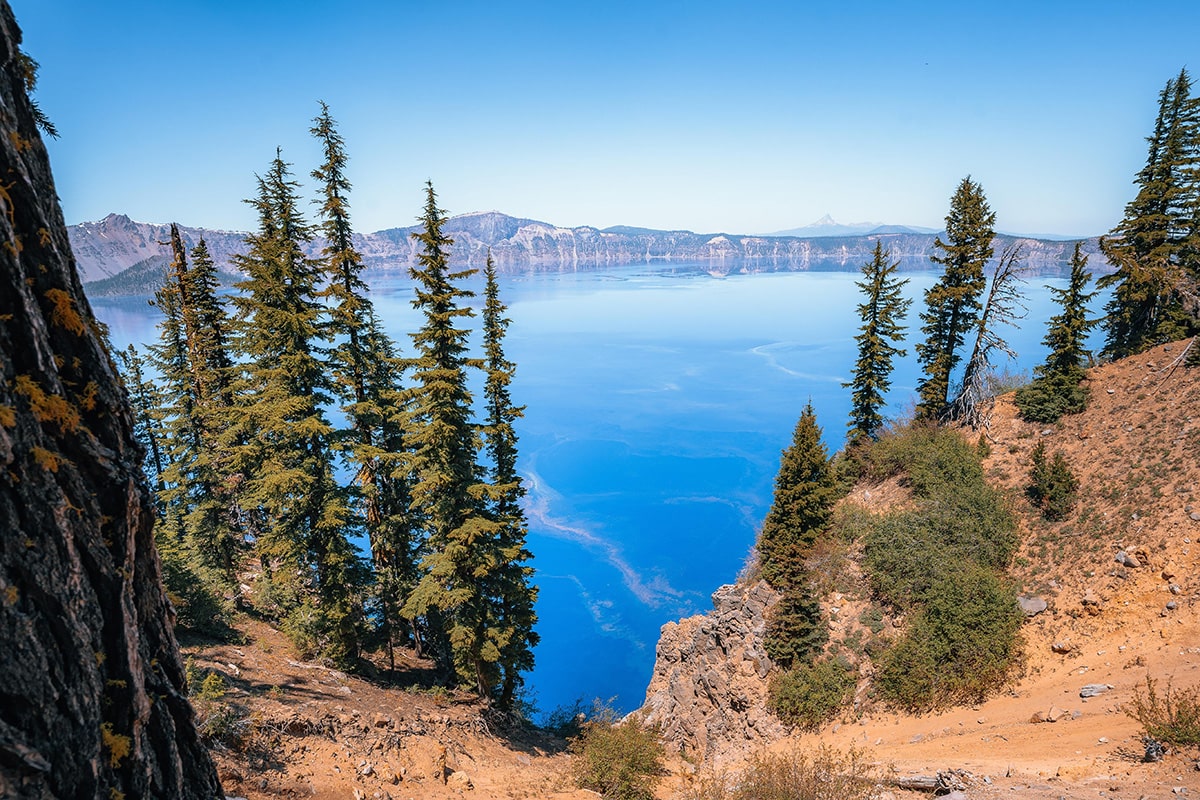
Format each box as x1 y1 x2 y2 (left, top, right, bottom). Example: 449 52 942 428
91 261 1111 718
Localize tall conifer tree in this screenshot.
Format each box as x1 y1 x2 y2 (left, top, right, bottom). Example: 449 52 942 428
230 151 361 665
915 177 995 420
402 182 495 692
1100 68 1200 358
1015 243 1099 422
481 254 538 709
844 241 910 443
310 103 418 666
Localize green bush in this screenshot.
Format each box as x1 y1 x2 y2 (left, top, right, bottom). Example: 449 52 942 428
156 531 231 638
874 565 1022 711
768 659 856 731
569 705 665 800
1015 369 1089 424
1026 442 1079 520
1125 675 1200 747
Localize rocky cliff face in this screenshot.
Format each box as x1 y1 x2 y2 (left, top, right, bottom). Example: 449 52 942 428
69 209 1110 295
639 580 785 763
0 4 221 797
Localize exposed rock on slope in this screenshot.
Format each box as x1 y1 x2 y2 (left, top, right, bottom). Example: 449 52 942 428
0 4 221 797
640 580 785 762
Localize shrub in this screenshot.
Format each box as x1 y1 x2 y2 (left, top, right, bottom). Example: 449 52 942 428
680 744 886 800
1125 675 1200 747
1015 369 1089 424
768 659 856 731
569 705 665 800
874 565 1022 711
1027 442 1079 520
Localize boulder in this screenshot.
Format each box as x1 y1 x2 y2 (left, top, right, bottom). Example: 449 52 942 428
1051 641 1073 654
1018 596 1048 617
1116 550 1141 569
1080 684 1112 698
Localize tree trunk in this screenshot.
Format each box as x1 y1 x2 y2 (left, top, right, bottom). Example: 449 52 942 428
0 4 222 798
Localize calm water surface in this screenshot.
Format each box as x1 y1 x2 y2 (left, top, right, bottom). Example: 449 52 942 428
90 262 1110 718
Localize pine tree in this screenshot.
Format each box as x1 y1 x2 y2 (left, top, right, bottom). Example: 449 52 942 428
1015 243 1098 423
117 343 167 492
402 182 495 693
310 103 418 668
915 177 996 420
844 241 910 443
948 243 1027 428
229 151 361 666
481 254 539 710
1100 68 1200 358
757 403 837 583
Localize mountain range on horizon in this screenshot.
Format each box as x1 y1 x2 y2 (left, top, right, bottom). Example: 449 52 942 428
72 211 1110 297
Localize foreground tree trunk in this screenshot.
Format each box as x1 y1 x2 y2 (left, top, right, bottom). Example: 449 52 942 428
0 4 222 798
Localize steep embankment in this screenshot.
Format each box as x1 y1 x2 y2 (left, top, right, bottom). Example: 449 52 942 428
641 342 1200 796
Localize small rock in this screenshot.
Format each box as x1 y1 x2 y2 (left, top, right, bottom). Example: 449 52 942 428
1047 705 1067 722
360 763 374 777
372 713 392 728
1171 584 1182 595
1080 684 1113 698
1163 564 1178 580
1173 788 1188 796
1052 641 1072 654
1190 513 1200 522
1018 596 1048 617
1099 737 1109 743
1041 429 1053 436
1116 550 1142 568
447 771 473 790
1167 601 1179 610
1106 388 1115 394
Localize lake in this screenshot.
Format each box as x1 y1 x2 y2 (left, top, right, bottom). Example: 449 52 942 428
89 260 1111 719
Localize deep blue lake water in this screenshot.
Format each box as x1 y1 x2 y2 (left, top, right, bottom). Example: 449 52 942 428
90 261 1111 719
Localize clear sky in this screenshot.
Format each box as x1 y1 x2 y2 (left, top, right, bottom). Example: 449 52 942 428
13 1 1200 237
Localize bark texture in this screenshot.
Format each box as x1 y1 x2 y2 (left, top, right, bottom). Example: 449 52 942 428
0 4 222 798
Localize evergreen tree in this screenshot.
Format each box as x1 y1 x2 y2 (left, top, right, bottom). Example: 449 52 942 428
117 343 167 492
1100 68 1200 358
757 404 836 669
1015 243 1099 423
229 151 361 666
402 182 496 693
757 403 837 583
310 103 418 667
481 254 539 710
844 241 910 443
948 243 1027 428
915 177 996 420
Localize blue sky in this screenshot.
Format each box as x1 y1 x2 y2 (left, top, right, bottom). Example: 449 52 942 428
14 1 1200 236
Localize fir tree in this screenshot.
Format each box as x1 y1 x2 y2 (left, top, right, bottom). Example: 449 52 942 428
230 151 361 666
757 403 837 583
117 343 167 492
310 103 418 667
948 243 1027 428
402 182 495 693
844 241 910 443
1015 243 1099 423
757 404 836 669
481 254 539 709
1100 68 1200 358
915 177 996 420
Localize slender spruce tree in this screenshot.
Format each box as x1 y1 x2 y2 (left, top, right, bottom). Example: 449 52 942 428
915 177 996 420
310 102 419 667
481 254 538 709
402 182 496 693
229 151 361 666
1015 243 1098 423
1100 68 1200 358
757 403 837 582
118 343 167 493
757 403 837 668
844 241 910 443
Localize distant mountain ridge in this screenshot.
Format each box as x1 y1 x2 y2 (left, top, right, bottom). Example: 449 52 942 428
71 211 1109 296
766 214 942 238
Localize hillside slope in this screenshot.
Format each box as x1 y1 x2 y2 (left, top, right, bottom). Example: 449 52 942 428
643 341 1200 797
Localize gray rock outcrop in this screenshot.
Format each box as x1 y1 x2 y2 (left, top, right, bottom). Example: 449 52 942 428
639 580 784 762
